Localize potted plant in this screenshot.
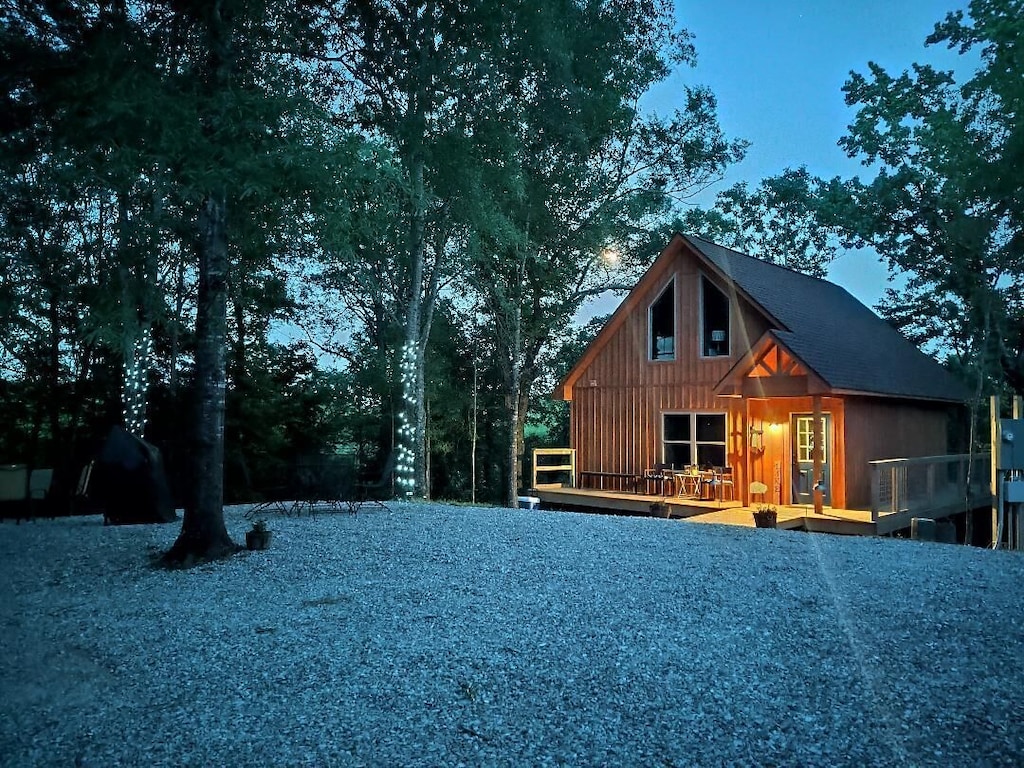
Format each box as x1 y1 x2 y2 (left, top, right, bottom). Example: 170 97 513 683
246 519 272 550
752 503 778 529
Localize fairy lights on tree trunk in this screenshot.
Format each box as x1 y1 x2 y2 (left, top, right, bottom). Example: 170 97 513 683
122 327 153 438
395 340 417 496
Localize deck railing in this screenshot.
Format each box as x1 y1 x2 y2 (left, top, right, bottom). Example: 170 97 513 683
532 448 576 489
869 453 991 523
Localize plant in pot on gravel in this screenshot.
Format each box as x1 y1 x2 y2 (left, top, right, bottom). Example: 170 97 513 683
752 503 778 529
246 519 272 550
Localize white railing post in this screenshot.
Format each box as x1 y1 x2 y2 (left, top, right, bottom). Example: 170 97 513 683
870 462 881 522
926 463 936 508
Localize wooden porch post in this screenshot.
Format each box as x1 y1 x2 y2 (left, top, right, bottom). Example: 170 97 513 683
743 397 751 507
813 395 824 515
991 395 1000 547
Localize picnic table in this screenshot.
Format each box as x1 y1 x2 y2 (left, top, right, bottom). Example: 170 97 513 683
242 457 392 519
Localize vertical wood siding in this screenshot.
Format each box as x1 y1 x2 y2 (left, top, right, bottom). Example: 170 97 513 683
842 398 950 508
570 250 771 493
746 397 846 508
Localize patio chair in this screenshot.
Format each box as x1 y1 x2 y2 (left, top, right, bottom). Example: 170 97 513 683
29 468 53 517
644 463 673 496
1 464 28 520
707 467 735 502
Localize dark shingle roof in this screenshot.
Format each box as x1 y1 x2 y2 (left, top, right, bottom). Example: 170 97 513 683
687 235 968 403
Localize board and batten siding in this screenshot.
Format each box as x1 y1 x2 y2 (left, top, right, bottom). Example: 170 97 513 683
569 251 770 483
842 397 952 509
563 235 962 511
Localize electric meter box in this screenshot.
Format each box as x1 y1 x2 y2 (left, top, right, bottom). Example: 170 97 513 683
1006 480 1024 503
998 419 1024 470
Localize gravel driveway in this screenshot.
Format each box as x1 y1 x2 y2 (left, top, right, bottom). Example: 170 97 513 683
1 503 1022 766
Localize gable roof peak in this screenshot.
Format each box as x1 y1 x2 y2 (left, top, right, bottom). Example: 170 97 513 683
556 233 968 404
683 234 968 403
684 233 831 286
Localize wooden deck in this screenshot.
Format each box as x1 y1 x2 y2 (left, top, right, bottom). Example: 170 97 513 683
535 486 742 517
683 504 875 535
535 486 878 536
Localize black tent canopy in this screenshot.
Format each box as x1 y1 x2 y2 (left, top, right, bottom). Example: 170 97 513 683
92 427 176 525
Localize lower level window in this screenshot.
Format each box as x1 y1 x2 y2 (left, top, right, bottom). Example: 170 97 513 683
663 412 726 469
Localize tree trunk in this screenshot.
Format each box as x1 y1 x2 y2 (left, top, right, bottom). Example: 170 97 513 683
424 397 431 499
513 379 532 499
168 255 185 400
506 371 521 509
46 282 63 449
501 245 528 508
164 1 237 564
471 357 478 504
165 193 236 563
396 156 427 498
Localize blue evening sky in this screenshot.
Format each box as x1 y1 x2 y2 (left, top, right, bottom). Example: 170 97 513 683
589 0 970 318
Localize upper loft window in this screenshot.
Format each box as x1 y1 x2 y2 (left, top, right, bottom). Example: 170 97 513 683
649 278 675 361
701 275 730 357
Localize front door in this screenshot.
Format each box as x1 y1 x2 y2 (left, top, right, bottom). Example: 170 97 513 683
792 414 831 505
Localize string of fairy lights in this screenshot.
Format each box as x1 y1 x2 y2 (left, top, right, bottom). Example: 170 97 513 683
121 332 423 493
395 341 417 497
122 329 153 438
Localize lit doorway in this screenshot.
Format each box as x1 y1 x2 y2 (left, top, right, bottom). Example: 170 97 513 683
792 414 831 505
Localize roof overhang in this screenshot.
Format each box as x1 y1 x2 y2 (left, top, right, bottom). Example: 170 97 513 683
555 233 787 401
554 234 687 400
714 331 832 399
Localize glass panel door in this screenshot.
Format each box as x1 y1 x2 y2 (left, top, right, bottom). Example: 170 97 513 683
792 414 831 505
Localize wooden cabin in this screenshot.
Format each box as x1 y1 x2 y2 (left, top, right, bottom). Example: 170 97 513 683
555 234 968 510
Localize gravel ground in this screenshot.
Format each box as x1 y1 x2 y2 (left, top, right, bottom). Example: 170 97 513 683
1 502 1023 767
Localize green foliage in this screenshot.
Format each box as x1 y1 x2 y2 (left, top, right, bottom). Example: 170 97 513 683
224 341 350 502
460 0 745 502
678 168 839 277
0 0 362 514
522 314 610 485
0 0 757 508
825 0 1023 397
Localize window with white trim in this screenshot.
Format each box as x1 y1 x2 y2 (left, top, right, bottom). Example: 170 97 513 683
796 416 827 463
649 278 675 361
662 412 727 469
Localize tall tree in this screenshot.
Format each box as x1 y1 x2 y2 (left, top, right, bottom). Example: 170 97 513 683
158 0 339 562
466 0 745 505
3 2 385 524
822 0 1023 406
0 3 138 462
677 168 839 278
329 0 584 498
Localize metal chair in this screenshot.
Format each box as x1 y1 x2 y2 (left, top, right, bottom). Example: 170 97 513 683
29 468 53 517
644 463 673 496
712 466 736 501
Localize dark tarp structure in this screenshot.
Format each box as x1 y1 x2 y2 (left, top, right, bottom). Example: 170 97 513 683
92 426 176 525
